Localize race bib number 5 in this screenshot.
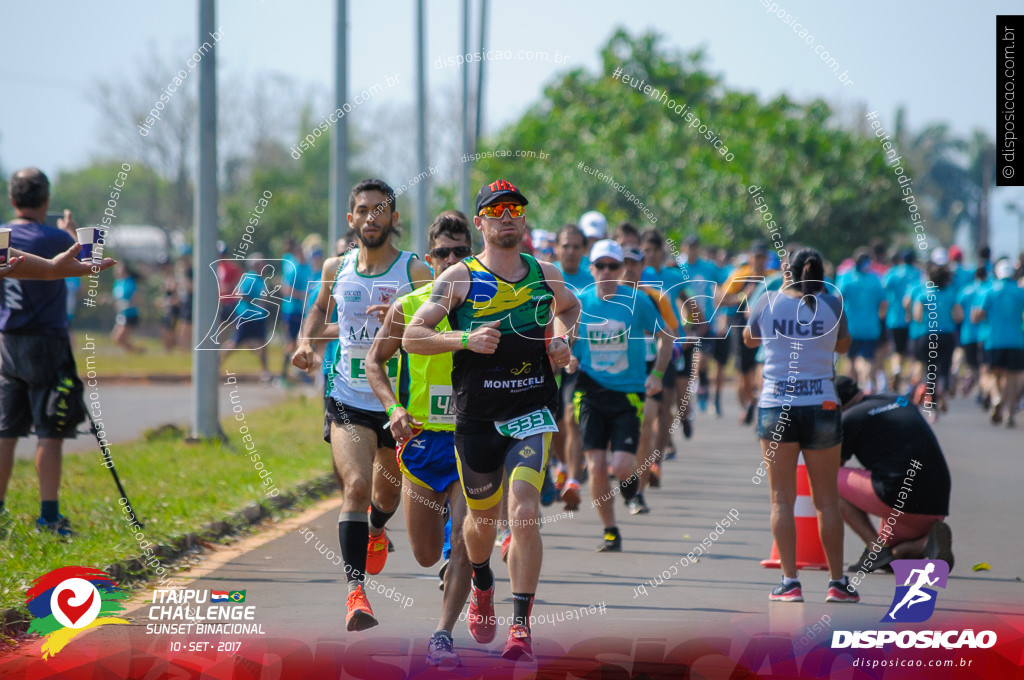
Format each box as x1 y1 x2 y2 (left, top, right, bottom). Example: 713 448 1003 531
349 348 398 386
494 407 558 439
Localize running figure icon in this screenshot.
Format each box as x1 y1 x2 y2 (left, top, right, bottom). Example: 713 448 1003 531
887 562 939 620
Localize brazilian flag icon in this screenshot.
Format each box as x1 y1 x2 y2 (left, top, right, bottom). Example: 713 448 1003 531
228 590 246 602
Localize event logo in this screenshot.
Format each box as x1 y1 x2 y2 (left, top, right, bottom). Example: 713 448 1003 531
26 566 130 658
832 558 995 650
884 559 948 623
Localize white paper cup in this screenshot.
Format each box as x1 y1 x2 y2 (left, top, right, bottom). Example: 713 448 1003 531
77 227 97 261
0 228 11 263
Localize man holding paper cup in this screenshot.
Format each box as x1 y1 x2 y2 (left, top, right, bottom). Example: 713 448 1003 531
0 167 107 537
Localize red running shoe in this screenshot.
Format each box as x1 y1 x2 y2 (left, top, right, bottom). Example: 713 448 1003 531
466 584 496 643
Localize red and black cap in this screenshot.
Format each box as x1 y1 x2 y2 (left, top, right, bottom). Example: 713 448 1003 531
475 179 529 214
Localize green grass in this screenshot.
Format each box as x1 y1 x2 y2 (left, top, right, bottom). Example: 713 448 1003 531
0 396 334 619
70 331 277 377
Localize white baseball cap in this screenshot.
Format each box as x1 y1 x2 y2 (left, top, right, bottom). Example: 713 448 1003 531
589 239 623 263
930 247 949 266
995 260 1015 279
579 211 608 239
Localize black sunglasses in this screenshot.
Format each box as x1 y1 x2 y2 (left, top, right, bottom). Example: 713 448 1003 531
593 261 623 271
430 246 472 259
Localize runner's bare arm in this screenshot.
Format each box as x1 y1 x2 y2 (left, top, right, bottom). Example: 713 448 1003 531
539 262 581 368
292 256 340 371
366 303 421 441
645 327 673 396
409 257 433 289
403 264 489 355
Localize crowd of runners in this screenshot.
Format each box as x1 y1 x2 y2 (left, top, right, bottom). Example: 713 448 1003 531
280 177 1022 667
1 168 1020 667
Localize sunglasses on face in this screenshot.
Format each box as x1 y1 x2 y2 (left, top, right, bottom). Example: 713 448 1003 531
593 261 623 272
430 246 472 259
478 202 526 219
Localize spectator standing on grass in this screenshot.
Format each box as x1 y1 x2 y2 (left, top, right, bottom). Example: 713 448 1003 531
0 168 87 537
159 256 180 352
111 262 144 354
743 247 858 603
176 252 194 351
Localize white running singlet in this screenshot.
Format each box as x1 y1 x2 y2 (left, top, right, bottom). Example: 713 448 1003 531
328 248 418 412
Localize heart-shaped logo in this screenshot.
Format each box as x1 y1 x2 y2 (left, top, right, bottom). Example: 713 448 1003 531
56 588 95 626
49 578 101 629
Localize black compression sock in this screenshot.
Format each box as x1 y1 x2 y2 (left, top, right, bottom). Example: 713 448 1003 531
338 517 369 586
471 559 493 591
368 502 396 531
620 476 640 501
41 500 59 523
512 592 535 629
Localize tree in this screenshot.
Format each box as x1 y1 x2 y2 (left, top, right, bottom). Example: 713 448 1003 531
474 29 915 263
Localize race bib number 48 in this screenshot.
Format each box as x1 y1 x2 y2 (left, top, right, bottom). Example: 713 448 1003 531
428 385 456 425
494 408 558 439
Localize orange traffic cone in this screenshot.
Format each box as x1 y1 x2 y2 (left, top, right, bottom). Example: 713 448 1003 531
761 454 828 570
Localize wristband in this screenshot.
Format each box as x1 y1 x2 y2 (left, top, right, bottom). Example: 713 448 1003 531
386 404 399 418
552 333 570 347
461 331 470 348
651 369 664 381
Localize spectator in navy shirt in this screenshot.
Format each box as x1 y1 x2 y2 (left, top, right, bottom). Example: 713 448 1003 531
0 168 89 537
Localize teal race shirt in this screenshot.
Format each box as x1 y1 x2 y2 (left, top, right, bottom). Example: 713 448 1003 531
574 284 660 393
978 280 1024 350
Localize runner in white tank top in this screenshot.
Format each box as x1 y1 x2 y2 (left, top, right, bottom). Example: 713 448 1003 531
291 179 432 632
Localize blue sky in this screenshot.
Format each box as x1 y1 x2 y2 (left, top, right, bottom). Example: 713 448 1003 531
1 0 1022 256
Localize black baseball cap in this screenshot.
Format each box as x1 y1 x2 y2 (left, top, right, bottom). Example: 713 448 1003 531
683 235 700 246
751 240 768 256
475 179 529 214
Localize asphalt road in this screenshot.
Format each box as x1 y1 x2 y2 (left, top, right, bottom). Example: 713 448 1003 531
5 391 1023 678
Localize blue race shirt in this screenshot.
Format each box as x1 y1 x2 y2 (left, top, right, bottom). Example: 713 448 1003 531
883 264 922 329
677 257 720 321
914 284 959 335
956 281 989 345
234 271 269 319
574 284 659 393
838 270 886 340
282 255 313 316
952 266 974 294
979 280 1024 350
0 220 75 337
113 277 138 315
555 262 595 298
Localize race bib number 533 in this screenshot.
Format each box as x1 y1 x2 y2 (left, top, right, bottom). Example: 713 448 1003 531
494 408 558 439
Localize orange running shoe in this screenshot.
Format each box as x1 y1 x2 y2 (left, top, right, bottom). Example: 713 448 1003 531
561 479 581 511
649 463 661 488
366 529 389 575
345 585 378 631
554 468 567 491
